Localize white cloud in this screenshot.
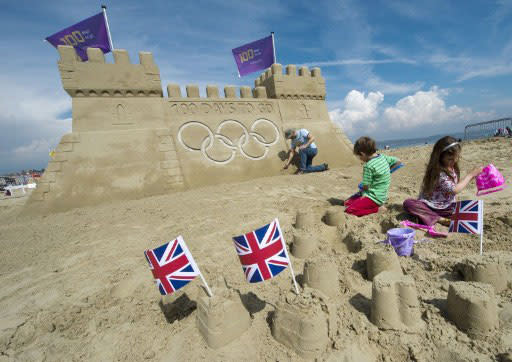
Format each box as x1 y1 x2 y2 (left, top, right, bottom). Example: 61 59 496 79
329 86 493 140
383 87 470 129
423 50 512 83
14 137 57 155
329 90 384 135
384 0 452 21
490 97 512 107
298 58 417 68
456 64 512 82
366 76 424 95
0 79 71 173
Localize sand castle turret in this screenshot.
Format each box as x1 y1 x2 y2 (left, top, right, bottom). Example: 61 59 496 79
272 290 331 358
254 63 326 100
58 46 162 98
370 271 424 332
446 282 499 338
25 47 356 214
456 252 510 293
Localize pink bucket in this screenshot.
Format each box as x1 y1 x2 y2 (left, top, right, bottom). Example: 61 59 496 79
475 164 506 196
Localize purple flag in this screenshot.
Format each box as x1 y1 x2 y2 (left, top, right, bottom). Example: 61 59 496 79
232 35 275 76
46 12 111 61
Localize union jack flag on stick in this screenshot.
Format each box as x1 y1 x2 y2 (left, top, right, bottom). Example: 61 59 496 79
233 218 299 293
144 236 213 297
449 200 484 255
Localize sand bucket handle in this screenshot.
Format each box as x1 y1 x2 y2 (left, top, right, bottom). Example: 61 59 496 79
476 186 506 196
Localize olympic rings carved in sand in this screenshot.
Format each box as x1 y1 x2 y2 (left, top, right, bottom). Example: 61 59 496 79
177 119 280 165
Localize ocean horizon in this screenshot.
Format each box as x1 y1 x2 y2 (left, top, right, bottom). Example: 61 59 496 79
374 131 474 150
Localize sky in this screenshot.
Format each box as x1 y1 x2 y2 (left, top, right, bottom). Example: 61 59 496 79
0 0 511 174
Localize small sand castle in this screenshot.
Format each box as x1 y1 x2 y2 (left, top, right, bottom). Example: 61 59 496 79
196 289 251 349
456 252 512 293
370 271 424 332
446 282 499 339
25 46 356 214
272 289 332 358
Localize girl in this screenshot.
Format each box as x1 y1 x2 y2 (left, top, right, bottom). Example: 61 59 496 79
403 136 482 226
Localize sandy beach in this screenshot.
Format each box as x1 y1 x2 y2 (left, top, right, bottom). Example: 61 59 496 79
1 137 511 362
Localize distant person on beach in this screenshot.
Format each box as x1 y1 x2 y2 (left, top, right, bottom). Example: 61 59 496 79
494 128 506 137
506 126 512 137
283 128 328 174
403 136 483 226
344 136 402 216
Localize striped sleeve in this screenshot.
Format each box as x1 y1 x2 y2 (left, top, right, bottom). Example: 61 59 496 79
383 154 398 166
362 164 373 185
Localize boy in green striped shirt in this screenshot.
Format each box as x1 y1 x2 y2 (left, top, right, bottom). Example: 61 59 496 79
344 136 402 216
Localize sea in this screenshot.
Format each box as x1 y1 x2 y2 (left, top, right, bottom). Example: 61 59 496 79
375 131 484 150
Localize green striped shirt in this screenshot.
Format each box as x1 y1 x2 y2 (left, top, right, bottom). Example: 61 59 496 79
362 154 398 205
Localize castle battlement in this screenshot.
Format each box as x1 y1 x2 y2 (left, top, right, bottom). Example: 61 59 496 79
57 45 162 97
254 63 326 100
166 84 268 99
58 46 324 101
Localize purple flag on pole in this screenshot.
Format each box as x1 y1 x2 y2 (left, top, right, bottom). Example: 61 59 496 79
45 12 111 61
232 35 275 76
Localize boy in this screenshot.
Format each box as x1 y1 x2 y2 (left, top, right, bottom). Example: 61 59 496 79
345 136 401 216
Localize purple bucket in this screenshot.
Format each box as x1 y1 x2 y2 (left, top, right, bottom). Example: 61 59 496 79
385 228 415 256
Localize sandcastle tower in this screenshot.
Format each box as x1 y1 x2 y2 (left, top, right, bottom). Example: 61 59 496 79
196 292 251 348
272 289 332 358
25 46 356 214
446 282 499 339
370 271 424 332
457 252 510 293
366 249 402 281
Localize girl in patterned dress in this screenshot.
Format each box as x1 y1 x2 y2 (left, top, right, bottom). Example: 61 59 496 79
403 136 482 226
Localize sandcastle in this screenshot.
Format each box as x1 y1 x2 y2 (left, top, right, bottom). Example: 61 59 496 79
323 207 346 227
25 46 356 214
196 292 251 349
366 249 402 281
272 290 331 358
457 252 511 293
291 231 318 259
294 210 318 230
446 282 499 339
303 258 339 298
370 271 423 332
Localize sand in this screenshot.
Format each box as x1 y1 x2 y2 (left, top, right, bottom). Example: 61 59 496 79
0 137 511 361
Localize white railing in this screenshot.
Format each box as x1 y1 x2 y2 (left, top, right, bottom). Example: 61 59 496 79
464 117 512 140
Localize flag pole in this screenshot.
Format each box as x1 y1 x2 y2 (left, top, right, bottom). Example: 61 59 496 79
271 32 277 64
480 202 484 255
101 5 115 50
197 269 213 297
276 219 299 294
180 236 213 297
480 232 483 255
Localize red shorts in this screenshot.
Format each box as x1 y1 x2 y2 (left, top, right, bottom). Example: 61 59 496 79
344 195 380 217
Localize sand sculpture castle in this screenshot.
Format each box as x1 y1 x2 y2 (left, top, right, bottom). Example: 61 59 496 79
25 45 356 213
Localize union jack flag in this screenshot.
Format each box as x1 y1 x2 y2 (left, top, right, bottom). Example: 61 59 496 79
144 236 200 295
232 219 290 283
449 200 484 234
